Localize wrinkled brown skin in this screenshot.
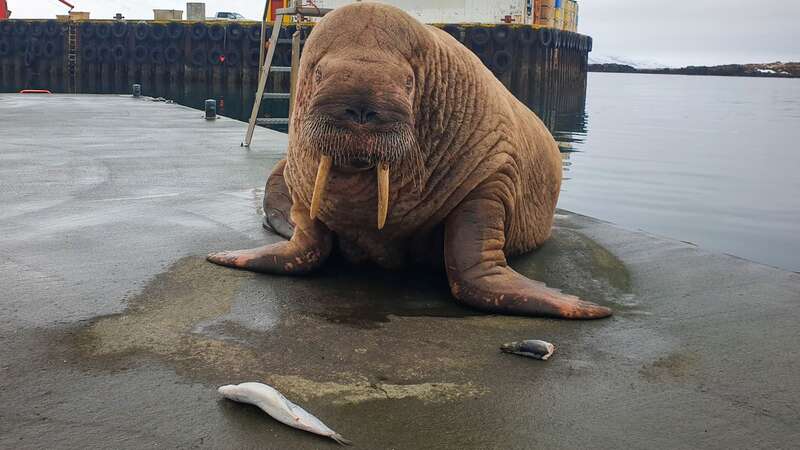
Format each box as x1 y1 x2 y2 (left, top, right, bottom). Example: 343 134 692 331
209 3 611 319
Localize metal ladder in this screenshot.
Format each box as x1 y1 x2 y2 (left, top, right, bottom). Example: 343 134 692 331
65 20 78 93
242 1 332 147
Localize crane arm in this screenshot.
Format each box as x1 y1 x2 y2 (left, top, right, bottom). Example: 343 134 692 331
58 0 75 12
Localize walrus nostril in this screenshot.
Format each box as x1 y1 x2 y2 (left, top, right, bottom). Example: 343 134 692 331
344 108 360 123
342 106 378 124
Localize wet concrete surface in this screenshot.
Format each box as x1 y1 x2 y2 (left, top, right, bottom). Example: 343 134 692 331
1 95 799 449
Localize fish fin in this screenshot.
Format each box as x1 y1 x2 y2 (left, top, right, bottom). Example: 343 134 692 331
330 433 353 446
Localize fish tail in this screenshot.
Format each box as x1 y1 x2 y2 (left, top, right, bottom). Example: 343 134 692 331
330 433 353 446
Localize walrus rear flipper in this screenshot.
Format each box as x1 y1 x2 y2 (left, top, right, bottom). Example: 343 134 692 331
443 190 612 320
263 158 295 240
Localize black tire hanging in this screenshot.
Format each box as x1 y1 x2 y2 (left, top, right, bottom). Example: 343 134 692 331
112 22 127 39
190 47 206 66
492 25 512 45
112 44 127 62
134 22 149 41
247 25 262 42
166 22 184 40
164 45 181 64
95 23 111 40
225 48 241 67
539 28 553 47
227 23 244 41
208 24 225 42
191 23 207 41
467 27 490 47
208 46 224 65
149 47 165 65
442 24 462 42
149 24 166 41
492 50 512 74
44 20 62 37
133 45 149 63
518 27 537 46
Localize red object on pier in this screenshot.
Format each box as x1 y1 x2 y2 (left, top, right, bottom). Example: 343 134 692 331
19 89 53 94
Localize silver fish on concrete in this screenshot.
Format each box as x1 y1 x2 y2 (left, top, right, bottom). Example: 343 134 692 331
500 340 556 360
218 382 352 445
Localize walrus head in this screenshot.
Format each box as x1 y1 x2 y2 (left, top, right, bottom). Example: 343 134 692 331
293 4 427 229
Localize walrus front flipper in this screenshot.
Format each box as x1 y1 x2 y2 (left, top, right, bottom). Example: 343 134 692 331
263 159 295 240
443 192 612 320
208 197 332 274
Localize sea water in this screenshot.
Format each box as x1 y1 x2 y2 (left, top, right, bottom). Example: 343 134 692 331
555 73 800 272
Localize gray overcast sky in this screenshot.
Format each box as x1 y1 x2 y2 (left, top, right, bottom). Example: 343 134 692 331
8 0 800 67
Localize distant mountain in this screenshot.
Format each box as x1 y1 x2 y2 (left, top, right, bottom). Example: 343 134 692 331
588 54 667 70
588 61 800 78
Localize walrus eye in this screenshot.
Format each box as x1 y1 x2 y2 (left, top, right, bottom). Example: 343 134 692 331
314 68 323 84
405 75 414 93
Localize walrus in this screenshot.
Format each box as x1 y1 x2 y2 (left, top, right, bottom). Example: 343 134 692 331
208 3 611 319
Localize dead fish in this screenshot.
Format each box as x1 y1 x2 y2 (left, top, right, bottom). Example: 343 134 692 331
218 382 352 445
500 340 556 360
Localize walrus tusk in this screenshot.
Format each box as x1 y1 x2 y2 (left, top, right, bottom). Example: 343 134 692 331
377 163 389 229
310 155 332 220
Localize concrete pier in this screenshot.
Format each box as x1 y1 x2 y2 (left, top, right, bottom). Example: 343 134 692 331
0 95 798 449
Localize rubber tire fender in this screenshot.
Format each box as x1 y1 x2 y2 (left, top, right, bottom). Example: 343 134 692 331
190 47 206 66
492 25 512 45
166 22 184 40
163 45 180 64
112 22 128 39
208 24 225 42
492 49 513 74
208 46 224 65
95 23 111 40
539 28 553 47
82 45 97 63
191 22 207 41
111 44 127 62
518 27 537 46
12 21 29 37
97 45 112 63
134 22 149 41
43 40 60 59
44 20 62 37
0 40 11 57
133 45 149 63
247 24 262 42
227 23 244 41
247 47 260 67
225 48 241 67
149 47 165 65
467 27 490 47
442 24 462 42
149 24 166 41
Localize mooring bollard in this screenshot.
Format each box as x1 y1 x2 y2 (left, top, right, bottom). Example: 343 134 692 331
205 99 217 120
132 84 141 98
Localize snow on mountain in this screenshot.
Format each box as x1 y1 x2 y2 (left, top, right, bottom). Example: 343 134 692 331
588 54 668 70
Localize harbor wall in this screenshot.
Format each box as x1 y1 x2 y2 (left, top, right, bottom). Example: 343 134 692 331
0 20 590 130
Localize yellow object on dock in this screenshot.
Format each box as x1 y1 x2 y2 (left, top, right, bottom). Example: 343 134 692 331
534 0 556 28
563 0 578 31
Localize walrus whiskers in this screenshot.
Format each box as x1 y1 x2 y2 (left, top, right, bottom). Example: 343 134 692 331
310 155 332 220
377 162 390 229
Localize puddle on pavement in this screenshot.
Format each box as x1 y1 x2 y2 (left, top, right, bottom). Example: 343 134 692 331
73 224 630 404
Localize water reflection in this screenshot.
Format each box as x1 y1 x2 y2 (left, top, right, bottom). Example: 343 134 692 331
554 73 800 272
